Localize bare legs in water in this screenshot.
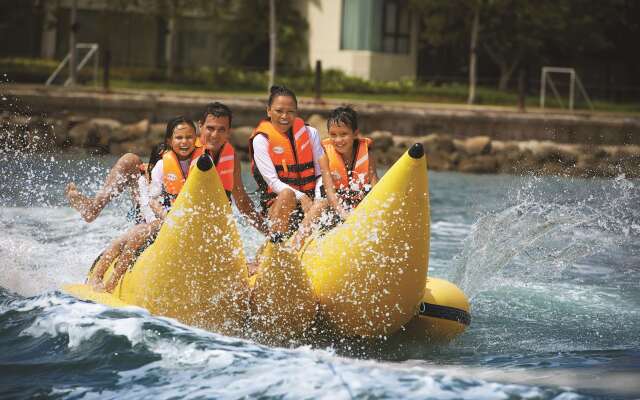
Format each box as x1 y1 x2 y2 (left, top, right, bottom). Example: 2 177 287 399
65 153 143 222
88 219 162 292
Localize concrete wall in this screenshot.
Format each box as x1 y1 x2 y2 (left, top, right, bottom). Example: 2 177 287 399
5 86 639 146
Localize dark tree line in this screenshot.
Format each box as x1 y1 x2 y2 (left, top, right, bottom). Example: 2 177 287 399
411 0 640 100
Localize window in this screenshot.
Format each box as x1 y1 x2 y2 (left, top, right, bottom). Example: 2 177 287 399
382 0 410 54
341 0 410 54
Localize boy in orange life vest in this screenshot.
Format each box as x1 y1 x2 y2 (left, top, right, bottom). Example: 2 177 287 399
191 102 266 235
248 85 335 243
292 106 378 248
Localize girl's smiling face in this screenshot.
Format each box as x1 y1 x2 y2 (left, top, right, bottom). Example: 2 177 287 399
169 123 196 160
267 95 297 134
328 122 358 157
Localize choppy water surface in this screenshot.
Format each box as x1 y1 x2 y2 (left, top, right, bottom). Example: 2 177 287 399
0 151 638 399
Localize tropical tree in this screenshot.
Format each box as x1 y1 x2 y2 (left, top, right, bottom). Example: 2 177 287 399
412 0 613 92
220 0 308 72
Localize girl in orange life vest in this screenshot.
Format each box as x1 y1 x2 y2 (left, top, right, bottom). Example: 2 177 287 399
249 85 335 243
192 102 267 235
292 106 378 249
89 116 197 292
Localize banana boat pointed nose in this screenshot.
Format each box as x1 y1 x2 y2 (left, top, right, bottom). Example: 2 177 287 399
408 143 424 159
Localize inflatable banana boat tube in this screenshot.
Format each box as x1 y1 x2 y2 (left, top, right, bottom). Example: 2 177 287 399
65 155 251 336
64 144 470 343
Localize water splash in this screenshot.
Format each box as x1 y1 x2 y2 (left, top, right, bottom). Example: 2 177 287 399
452 175 639 299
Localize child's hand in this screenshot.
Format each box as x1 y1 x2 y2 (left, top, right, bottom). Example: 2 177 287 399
299 194 313 213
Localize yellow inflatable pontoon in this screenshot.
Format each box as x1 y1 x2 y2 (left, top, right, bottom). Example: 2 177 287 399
64 144 470 343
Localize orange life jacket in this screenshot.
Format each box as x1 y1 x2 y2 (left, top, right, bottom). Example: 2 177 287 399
191 142 235 198
249 118 317 207
162 150 200 197
322 137 372 206
161 142 236 205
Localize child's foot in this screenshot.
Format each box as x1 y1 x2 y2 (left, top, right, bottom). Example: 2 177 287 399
65 183 98 222
247 260 260 277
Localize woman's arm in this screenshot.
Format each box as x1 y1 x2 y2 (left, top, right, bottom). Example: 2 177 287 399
252 135 306 200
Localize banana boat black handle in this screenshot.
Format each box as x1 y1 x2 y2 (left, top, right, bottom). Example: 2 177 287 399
408 143 424 159
197 154 214 171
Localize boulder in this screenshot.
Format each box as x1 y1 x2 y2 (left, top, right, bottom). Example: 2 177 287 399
490 140 506 154
374 144 404 165
458 155 498 174
532 142 578 166
67 118 121 152
110 119 150 143
109 137 152 156
306 114 328 140
230 126 253 151
464 136 492 156
422 134 455 155
25 118 57 151
368 130 394 151
52 118 70 148
426 153 453 171
148 123 166 145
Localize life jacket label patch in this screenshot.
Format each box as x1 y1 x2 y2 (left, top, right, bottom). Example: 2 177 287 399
166 173 178 182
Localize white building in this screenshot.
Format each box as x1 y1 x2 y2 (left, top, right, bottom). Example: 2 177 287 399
301 0 418 81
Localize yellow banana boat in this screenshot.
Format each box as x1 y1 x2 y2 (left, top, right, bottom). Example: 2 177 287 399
64 144 470 343
65 155 251 336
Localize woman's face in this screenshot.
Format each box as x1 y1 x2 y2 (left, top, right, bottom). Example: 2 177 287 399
267 95 297 134
328 122 357 157
168 123 196 160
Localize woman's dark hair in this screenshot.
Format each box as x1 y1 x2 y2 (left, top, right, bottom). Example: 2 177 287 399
327 105 358 131
200 102 233 126
267 85 298 107
147 143 165 172
164 115 196 144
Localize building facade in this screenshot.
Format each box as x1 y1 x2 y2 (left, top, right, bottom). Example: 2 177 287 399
302 0 418 81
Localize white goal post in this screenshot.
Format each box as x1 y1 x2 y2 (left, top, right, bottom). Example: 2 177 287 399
540 67 594 111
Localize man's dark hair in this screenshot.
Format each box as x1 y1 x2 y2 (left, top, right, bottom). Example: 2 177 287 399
327 105 358 131
268 85 298 107
200 102 233 126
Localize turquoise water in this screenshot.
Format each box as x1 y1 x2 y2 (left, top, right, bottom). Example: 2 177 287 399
0 152 638 399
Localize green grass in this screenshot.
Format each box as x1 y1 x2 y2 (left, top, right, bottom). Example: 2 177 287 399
3 57 639 115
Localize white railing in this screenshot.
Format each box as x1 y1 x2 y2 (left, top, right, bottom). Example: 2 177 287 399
540 66 594 111
45 43 99 87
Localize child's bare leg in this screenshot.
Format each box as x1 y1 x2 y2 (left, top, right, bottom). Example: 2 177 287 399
88 235 128 291
292 199 328 251
104 220 161 293
66 153 142 222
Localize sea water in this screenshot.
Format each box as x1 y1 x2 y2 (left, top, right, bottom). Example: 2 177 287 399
0 152 638 399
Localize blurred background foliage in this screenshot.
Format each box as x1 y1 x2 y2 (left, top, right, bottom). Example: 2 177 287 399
1 0 638 109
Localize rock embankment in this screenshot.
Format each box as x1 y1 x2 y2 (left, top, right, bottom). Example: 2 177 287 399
2 113 639 178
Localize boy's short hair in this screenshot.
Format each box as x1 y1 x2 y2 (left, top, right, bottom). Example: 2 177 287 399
327 106 358 131
200 102 233 126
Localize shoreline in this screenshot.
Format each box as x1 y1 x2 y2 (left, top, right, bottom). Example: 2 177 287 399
2 113 639 179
